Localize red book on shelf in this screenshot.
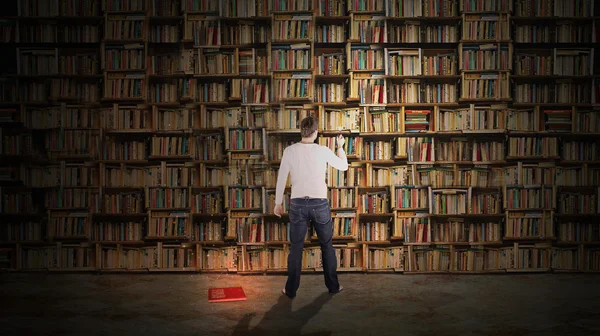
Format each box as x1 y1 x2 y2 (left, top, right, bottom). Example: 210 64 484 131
208 287 247 303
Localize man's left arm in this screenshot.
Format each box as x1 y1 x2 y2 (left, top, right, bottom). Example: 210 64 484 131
275 148 290 206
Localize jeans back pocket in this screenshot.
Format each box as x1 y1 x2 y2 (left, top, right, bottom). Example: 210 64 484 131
311 203 331 225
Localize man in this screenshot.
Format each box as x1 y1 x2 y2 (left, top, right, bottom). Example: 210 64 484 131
273 115 348 299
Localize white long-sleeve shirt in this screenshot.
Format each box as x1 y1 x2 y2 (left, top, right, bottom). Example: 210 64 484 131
275 142 348 204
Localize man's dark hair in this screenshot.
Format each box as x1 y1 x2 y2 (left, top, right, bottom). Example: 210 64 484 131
300 115 318 138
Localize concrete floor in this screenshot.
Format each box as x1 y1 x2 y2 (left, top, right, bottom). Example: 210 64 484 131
1 273 599 336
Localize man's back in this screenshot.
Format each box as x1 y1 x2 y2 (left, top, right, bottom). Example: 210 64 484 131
277 143 348 202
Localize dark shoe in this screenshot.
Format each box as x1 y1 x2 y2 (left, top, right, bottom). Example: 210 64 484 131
282 288 295 299
329 285 344 295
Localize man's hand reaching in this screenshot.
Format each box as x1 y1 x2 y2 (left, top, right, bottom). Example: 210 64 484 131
336 134 345 149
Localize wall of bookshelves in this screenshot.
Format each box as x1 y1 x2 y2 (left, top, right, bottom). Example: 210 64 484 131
0 0 599 274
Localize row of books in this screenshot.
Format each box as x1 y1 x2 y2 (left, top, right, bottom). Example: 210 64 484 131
4 133 600 163
8 15 599 45
16 104 597 134
3 213 598 243
12 0 593 19
13 78 599 104
9 162 600 192
5 213 600 244
16 46 592 77
8 242 600 272
5 186 598 216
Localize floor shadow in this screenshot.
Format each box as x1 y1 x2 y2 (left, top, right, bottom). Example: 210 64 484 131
231 292 333 336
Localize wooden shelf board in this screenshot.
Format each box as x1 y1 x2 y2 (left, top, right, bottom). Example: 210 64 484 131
394 207 429 211
315 16 351 21
387 75 460 79
512 75 594 80
144 236 189 240
459 98 512 103
153 130 193 135
466 241 506 246
228 208 263 211
459 40 513 43
99 268 148 273
49 236 90 241
512 103 594 107
93 241 146 245
220 16 271 21
148 207 190 211
227 149 263 153
263 214 290 219
556 241 600 246
555 214 600 219
265 241 291 245
358 213 394 217
272 69 313 73
315 74 350 79
503 237 557 241
452 269 507 274
51 154 95 160
0 213 45 218
190 160 227 165
16 16 105 21
355 160 396 164
192 213 227 217
266 129 300 135
13 74 102 79
462 129 506 134
237 270 266 275
0 240 45 245
386 16 461 21
148 16 184 21
92 213 146 218
105 10 148 14
148 155 194 160
104 129 155 134
100 98 146 103
190 43 268 49
552 269 581 273
506 156 560 161
198 269 231 273
15 268 49 272
271 39 312 44
366 268 400 273
431 214 504 218
506 268 551 273
97 160 149 164
196 240 227 245
148 267 197 272
49 267 96 272
358 241 393 245
461 69 511 73
102 39 146 44
512 16 594 22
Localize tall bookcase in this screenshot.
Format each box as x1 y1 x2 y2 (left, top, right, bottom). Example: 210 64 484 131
0 0 599 274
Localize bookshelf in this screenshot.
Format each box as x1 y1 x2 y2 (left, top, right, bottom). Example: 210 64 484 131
1 0 599 273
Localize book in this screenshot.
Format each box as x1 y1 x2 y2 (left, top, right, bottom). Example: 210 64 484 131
208 287 247 303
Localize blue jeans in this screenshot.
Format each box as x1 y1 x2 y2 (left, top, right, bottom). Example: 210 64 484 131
285 197 340 297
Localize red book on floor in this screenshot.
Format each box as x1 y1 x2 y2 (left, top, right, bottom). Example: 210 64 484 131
208 287 247 303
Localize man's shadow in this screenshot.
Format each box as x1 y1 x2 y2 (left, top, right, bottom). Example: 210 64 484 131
231 292 333 336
